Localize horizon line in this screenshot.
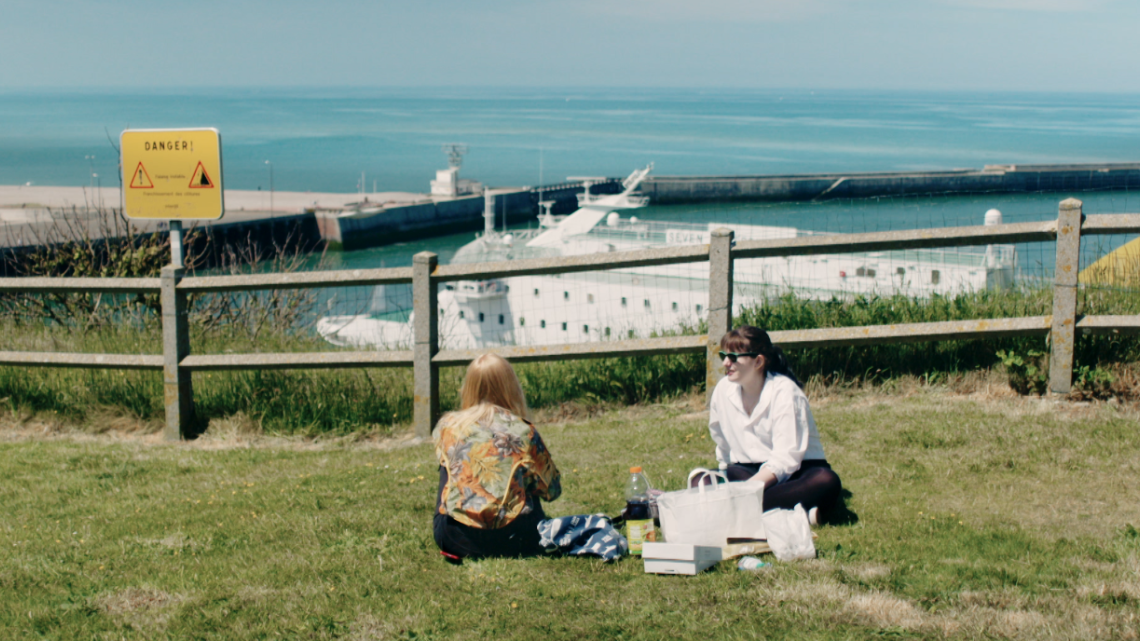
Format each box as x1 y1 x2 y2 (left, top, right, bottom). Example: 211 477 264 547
2 85 1140 98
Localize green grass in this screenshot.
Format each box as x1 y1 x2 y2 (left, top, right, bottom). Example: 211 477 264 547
2 394 1139 639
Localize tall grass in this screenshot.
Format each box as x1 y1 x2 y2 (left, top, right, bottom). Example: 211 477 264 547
3 284 1139 435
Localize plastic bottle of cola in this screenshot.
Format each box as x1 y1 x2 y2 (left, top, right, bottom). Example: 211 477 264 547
625 466 656 555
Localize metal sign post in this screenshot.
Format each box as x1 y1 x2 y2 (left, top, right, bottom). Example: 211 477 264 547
169 220 184 268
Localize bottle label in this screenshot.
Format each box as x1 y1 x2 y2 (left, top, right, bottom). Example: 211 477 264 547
626 519 656 555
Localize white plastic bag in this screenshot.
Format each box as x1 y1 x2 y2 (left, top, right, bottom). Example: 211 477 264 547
762 504 816 561
656 468 766 547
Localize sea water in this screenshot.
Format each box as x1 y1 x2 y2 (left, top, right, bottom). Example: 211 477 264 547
2 87 1138 271
4 87 1140 194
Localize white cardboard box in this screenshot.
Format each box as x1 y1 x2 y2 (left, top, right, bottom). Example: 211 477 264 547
642 542 722 575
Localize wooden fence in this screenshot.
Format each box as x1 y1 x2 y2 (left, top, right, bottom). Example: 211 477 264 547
2 198 1139 440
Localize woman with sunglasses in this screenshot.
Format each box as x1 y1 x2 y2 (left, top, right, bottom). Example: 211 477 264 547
702 326 842 524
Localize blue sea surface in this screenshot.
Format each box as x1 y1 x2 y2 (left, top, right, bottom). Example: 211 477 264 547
3 87 1140 194
3 87 1137 279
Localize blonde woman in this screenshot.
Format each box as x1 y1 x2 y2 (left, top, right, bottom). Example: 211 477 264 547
433 354 562 559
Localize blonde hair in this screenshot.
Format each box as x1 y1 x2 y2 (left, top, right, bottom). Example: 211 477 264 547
453 353 529 423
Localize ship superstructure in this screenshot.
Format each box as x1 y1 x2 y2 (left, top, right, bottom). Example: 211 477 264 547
317 166 1017 349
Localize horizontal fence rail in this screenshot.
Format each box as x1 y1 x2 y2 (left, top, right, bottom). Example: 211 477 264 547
0 351 163 369
769 316 1053 349
434 245 711 281
0 277 161 294
177 267 413 293
1081 215 1140 235
434 335 708 366
769 315 1140 349
1074 315 1140 335
0 201 1138 439
180 351 414 371
733 220 1059 259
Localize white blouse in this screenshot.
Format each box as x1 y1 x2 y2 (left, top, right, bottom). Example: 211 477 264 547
708 372 827 484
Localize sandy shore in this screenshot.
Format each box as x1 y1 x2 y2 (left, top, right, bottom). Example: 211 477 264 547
0 185 426 219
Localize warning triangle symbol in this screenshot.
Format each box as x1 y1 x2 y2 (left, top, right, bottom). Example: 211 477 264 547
188 162 215 189
129 162 154 189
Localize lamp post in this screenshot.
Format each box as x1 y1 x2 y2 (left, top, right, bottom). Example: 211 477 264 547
265 160 274 215
84 155 96 190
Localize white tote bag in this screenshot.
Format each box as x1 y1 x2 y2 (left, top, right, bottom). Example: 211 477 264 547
656 469 766 547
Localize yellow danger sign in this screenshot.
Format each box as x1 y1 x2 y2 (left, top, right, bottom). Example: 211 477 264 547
120 128 223 220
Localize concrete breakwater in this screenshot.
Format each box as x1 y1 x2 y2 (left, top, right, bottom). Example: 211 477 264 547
314 179 622 251
3 163 1137 257
317 162 1140 250
0 211 322 277
639 163 1140 203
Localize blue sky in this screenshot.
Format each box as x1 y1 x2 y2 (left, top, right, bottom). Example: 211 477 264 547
1 0 1137 91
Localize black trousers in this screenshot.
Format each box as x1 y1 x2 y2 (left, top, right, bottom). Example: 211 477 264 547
694 460 843 519
432 466 546 559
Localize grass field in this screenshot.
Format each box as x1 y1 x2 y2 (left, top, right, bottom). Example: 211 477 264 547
2 387 1139 640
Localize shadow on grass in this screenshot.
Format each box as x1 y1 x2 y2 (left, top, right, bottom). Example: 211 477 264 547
824 488 860 526
185 412 210 440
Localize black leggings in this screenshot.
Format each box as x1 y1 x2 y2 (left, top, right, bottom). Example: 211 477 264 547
695 460 842 520
432 466 546 559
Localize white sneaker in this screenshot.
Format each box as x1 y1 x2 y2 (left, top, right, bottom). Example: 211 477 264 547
807 507 819 526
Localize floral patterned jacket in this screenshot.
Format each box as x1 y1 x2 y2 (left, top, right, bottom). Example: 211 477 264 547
434 407 561 529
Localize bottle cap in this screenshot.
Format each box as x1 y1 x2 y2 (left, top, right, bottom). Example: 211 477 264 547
630 466 643 473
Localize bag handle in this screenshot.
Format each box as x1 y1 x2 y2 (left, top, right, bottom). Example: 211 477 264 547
687 468 727 494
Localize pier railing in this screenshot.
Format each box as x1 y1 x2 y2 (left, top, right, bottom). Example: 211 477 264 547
2 198 1139 440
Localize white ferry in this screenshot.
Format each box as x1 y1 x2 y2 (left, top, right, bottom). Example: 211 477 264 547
317 166 1017 349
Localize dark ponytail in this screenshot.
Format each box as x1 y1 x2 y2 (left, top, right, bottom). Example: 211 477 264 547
720 325 803 389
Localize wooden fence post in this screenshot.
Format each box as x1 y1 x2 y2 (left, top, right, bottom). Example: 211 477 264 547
1049 198 1083 395
161 266 193 440
707 228 735 403
413 252 440 438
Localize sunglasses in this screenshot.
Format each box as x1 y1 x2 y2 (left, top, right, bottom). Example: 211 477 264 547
719 351 759 363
